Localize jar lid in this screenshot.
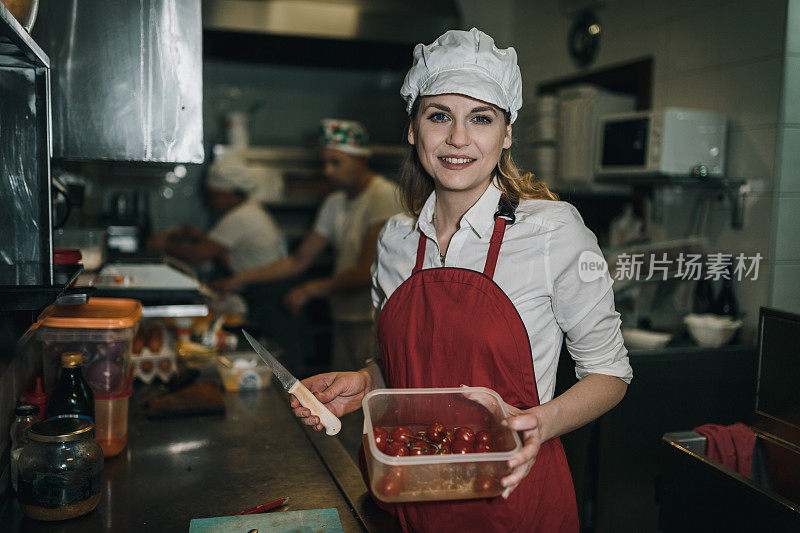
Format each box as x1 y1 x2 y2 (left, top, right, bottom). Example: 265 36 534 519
14 404 40 417
37 297 142 330
28 418 94 443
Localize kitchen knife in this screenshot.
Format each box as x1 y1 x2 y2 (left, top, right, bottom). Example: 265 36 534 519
242 330 341 436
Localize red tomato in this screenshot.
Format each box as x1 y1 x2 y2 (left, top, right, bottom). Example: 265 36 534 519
474 442 493 453
426 422 447 443
390 426 413 443
385 441 410 456
386 465 409 483
376 474 403 497
475 430 492 445
451 441 475 454
410 443 433 455
473 474 499 493
373 427 389 453
453 427 476 444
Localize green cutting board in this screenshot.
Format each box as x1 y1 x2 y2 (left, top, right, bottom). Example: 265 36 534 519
189 508 344 533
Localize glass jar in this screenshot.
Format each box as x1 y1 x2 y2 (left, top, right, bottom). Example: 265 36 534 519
17 418 103 521
10 404 40 492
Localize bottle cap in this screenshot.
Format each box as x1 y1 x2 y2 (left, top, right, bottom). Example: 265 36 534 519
21 377 48 419
14 404 40 417
61 352 84 368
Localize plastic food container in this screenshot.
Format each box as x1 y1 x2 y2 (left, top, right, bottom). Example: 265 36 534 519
95 372 133 457
36 298 142 395
362 387 522 503
217 352 271 392
53 228 106 271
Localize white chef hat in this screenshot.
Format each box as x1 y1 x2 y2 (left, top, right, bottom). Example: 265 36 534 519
319 119 371 156
400 28 523 124
206 155 258 196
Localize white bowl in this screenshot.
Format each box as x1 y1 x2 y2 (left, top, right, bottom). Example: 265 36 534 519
621 328 672 350
683 313 742 348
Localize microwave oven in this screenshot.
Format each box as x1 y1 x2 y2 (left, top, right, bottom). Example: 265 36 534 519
596 108 727 177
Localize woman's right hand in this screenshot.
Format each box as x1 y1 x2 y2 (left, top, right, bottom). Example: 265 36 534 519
290 371 373 431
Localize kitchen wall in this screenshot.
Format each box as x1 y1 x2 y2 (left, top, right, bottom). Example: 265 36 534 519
509 0 792 340
770 0 800 314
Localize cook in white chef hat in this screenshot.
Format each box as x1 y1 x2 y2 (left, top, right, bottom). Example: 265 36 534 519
319 119 372 157
401 28 523 123
206 155 259 196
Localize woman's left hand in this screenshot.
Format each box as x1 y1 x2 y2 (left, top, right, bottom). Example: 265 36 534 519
500 405 547 499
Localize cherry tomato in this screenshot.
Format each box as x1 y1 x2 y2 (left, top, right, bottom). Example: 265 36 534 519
453 427 476 444
426 422 447 443
451 441 475 454
474 442 493 453
373 427 389 453
390 426 413 443
416 430 428 439
385 441 410 456
410 443 433 455
386 465 409 483
473 474 499 493
475 430 492 445
376 474 403 497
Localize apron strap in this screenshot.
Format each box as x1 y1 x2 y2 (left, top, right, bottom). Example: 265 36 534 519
483 195 518 279
483 217 507 278
414 195 518 277
413 231 427 274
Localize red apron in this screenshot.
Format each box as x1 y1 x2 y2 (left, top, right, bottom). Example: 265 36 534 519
372 207 579 533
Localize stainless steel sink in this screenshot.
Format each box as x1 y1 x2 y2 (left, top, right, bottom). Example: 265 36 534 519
660 429 800 531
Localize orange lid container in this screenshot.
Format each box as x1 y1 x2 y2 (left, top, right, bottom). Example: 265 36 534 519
38 297 143 329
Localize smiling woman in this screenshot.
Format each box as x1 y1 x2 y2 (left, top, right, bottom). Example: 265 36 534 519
398 96 557 217
289 28 631 533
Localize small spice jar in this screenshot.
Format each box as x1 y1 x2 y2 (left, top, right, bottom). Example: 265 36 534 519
17 418 103 521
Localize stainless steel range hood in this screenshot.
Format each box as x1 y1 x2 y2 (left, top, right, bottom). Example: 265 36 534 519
202 0 461 45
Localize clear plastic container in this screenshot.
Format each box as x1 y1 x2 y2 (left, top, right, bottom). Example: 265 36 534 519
217 353 271 392
95 372 133 457
53 228 107 271
362 387 522 503
36 298 142 395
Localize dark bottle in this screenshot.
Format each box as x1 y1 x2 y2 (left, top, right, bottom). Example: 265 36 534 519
693 277 714 314
47 352 95 421
712 264 739 317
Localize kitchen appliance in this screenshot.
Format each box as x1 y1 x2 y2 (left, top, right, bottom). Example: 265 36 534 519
92 258 208 318
557 85 635 182
659 307 800 531
102 190 151 254
242 330 341 435
596 108 728 177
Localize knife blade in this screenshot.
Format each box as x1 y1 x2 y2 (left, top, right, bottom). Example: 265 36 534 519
242 330 341 436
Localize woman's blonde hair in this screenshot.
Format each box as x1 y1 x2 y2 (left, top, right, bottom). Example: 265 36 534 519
398 100 558 216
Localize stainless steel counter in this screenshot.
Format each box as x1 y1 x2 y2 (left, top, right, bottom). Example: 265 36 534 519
0 380 398 532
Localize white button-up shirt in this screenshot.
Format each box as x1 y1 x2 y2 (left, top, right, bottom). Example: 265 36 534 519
371 182 632 403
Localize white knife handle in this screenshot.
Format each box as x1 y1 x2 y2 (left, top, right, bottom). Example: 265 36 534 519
289 381 342 436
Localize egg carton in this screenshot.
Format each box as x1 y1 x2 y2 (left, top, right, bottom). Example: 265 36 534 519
132 353 177 384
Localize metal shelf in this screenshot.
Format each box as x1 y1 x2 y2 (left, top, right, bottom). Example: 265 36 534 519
595 173 751 230
0 3 48 68
0 265 82 312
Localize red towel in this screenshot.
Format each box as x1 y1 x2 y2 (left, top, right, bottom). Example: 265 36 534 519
693 422 756 477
